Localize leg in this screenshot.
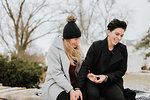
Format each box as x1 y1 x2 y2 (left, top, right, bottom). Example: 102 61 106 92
102 84 125 100
86 80 100 100
56 91 69 100
80 88 87 100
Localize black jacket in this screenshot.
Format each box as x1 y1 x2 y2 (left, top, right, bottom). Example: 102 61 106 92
76 37 128 89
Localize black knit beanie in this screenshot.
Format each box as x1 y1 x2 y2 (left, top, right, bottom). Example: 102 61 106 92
63 14 81 39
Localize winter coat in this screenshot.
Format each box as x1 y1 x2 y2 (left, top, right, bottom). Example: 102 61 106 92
42 35 83 100
76 37 128 90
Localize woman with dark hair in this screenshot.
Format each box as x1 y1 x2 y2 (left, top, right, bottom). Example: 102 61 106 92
42 14 85 100
75 19 128 100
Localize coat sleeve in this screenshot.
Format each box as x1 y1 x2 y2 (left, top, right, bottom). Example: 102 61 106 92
76 42 96 88
46 46 73 93
107 45 128 83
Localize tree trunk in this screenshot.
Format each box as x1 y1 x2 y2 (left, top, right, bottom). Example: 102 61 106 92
17 47 26 59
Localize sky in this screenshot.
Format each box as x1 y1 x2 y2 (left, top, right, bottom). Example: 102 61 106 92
34 0 150 54
0 0 150 54
119 0 150 40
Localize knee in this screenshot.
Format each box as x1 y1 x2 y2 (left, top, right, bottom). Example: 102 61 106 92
111 95 125 100
87 90 100 99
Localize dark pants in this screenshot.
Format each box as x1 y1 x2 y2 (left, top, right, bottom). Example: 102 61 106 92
56 91 70 100
56 89 87 100
86 80 126 100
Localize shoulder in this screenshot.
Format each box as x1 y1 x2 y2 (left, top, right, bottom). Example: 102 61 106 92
47 44 60 59
48 44 58 52
117 42 127 55
117 42 127 49
92 40 103 47
87 40 103 54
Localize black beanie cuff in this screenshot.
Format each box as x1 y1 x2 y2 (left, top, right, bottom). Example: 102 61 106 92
63 33 81 39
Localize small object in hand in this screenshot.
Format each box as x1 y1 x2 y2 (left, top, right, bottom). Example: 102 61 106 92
97 77 100 80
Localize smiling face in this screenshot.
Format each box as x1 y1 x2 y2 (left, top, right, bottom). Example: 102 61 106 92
68 37 80 49
107 28 125 46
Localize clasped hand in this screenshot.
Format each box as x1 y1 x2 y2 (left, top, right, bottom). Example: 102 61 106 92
70 73 107 100
87 73 106 83
70 89 83 100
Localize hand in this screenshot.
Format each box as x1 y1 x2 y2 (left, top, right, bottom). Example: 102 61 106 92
95 75 106 84
70 89 76 100
87 73 97 83
75 89 83 100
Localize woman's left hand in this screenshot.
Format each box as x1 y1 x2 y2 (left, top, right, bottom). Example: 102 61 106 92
95 75 106 83
87 73 97 83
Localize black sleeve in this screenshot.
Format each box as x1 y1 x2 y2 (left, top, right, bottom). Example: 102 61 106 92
75 42 96 89
107 45 128 83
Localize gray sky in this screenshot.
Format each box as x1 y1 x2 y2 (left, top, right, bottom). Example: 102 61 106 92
0 0 150 54
121 0 150 40
34 0 150 53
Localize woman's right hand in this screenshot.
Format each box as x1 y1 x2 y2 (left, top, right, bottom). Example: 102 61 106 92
87 73 97 83
70 89 76 100
75 89 83 100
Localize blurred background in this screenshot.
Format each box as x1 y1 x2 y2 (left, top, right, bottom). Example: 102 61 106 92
0 0 150 99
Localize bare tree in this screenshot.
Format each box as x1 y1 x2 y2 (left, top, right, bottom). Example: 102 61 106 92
56 0 130 43
77 0 97 43
96 0 116 35
56 0 100 43
0 0 56 58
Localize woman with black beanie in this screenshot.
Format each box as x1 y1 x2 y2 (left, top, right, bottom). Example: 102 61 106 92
42 14 86 100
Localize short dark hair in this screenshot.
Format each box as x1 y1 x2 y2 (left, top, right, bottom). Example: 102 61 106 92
107 19 127 32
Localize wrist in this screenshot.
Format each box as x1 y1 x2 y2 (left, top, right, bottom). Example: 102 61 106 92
75 88 80 90
104 75 108 82
70 88 74 93
87 72 90 78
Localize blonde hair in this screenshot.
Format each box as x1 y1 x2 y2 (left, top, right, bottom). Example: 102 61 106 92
63 39 83 66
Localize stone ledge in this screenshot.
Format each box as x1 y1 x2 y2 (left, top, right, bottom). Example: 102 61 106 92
0 86 41 100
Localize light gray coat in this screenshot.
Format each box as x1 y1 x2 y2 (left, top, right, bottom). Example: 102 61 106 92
42 35 84 100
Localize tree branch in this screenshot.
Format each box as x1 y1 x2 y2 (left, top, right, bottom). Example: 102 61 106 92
27 28 56 45
32 0 47 16
4 0 16 26
1 0 10 18
0 31 13 53
16 0 25 28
